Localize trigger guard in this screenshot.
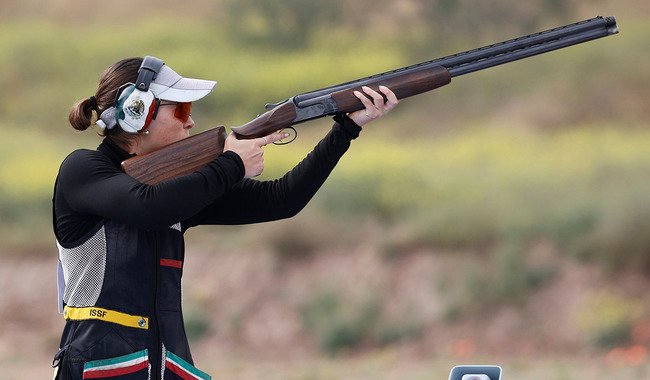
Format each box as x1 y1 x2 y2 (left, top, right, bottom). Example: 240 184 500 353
273 127 297 145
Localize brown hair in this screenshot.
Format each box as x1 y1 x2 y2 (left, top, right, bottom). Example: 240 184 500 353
68 57 143 149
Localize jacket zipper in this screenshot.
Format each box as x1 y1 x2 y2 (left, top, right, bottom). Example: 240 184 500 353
151 231 163 380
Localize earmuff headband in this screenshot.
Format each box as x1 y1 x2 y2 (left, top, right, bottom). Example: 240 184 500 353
136 56 165 92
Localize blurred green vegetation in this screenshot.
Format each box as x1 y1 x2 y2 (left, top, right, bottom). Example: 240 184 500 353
575 292 644 348
301 288 425 356
263 126 650 271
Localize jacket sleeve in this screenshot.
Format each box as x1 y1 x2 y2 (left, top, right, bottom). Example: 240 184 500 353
57 150 245 230
183 116 362 228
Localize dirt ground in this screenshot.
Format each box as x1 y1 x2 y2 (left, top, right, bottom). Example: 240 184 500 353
2 245 649 379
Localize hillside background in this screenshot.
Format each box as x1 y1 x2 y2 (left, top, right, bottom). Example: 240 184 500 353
1 0 649 378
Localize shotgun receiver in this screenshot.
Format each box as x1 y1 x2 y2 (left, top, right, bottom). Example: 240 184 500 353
122 16 618 184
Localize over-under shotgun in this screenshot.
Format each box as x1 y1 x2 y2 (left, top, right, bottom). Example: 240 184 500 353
122 16 618 185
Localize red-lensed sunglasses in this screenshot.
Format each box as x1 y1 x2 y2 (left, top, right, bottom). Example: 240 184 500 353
156 101 192 123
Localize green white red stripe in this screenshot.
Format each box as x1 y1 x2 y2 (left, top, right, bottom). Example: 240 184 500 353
165 351 211 380
82 349 149 379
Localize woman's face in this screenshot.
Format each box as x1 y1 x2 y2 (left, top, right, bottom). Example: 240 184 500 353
136 102 194 154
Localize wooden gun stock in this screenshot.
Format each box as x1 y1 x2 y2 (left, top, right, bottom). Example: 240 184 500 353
121 126 227 185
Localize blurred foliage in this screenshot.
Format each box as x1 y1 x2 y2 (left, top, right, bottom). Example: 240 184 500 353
575 292 644 349
224 0 341 49
281 127 650 265
300 289 424 356
301 291 378 355
462 240 557 311
183 306 212 343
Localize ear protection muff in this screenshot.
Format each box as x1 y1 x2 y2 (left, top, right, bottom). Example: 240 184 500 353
115 56 165 134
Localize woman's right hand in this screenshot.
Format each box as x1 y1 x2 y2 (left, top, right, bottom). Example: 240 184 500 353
224 131 289 178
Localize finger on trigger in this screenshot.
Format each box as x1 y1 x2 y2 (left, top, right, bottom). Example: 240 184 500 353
266 131 289 145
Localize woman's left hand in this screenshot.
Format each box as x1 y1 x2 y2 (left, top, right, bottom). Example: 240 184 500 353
348 85 399 127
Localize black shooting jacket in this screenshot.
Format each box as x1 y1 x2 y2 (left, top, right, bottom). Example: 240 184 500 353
52 116 361 379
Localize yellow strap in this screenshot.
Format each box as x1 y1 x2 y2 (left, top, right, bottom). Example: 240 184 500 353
64 306 149 330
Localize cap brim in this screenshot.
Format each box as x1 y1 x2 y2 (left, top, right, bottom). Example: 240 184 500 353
150 82 215 102
149 65 216 102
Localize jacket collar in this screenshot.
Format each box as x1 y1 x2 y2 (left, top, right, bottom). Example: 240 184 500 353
97 137 136 167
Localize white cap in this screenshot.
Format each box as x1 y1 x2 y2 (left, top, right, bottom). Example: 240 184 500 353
149 65 217 102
